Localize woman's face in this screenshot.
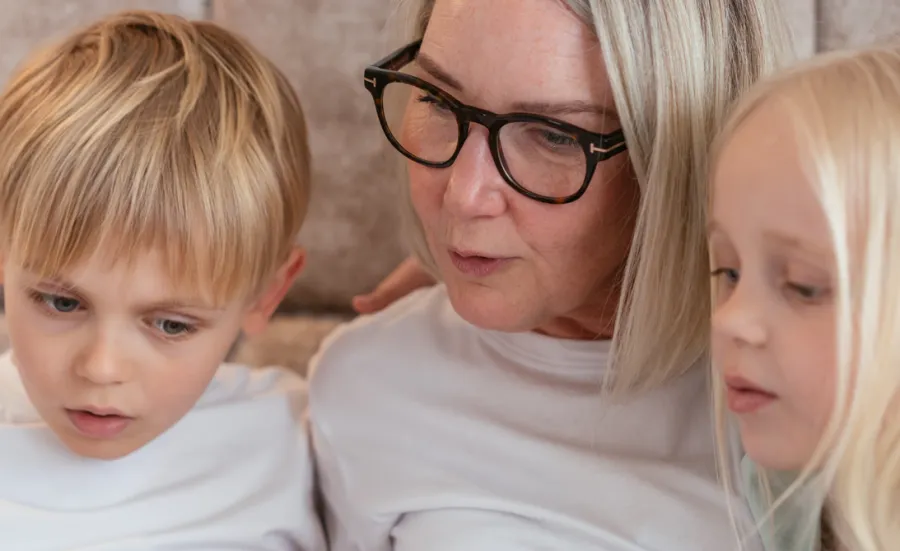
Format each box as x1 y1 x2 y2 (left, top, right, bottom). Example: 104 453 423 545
408 0 638 338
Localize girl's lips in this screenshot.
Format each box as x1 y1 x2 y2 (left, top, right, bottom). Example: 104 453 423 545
725 387 776 413
723 375 777 414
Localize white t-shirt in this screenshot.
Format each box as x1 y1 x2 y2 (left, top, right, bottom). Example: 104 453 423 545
0 351 325 551
309 285 756 551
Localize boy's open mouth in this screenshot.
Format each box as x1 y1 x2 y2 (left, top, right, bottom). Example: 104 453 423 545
65 408 134 439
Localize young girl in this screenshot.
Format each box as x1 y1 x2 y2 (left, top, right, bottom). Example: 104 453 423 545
708 43 900 551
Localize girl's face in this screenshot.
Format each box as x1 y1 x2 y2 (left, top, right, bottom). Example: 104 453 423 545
708 101 838 471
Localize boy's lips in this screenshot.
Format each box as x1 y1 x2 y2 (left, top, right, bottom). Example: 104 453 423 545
65 407 134 439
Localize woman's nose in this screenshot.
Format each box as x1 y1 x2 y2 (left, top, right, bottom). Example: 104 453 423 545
442 125 509 219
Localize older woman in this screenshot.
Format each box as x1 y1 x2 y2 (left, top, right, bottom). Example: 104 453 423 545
309 0 789 549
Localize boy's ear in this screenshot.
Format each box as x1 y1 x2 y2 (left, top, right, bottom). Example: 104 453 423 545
241 247 305 336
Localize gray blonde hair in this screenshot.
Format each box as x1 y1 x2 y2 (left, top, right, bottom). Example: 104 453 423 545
395 0 792 395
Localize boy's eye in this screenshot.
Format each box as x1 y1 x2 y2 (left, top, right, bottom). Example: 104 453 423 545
37 292 82 313
154 318 195 336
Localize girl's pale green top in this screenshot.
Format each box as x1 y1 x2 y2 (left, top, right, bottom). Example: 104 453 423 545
742 456 824 551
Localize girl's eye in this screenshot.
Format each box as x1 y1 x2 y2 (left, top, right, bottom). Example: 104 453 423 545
35 292 82 313
153 318 195 337
786 282 830 303
710 267 740 300
710 267 740 285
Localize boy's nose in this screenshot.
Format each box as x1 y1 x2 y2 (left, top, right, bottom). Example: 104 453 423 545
74 336 133 385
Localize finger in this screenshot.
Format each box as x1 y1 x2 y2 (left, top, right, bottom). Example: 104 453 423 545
351 295 376 314
351 280 406 314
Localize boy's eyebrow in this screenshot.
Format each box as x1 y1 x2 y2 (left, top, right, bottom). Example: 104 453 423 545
38 278 224 312
144 299 225 313
40 277 79 293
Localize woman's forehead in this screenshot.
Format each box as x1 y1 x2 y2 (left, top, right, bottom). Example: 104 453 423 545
421 0 616 119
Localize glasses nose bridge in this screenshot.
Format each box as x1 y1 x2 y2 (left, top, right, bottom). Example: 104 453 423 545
460 104 501 133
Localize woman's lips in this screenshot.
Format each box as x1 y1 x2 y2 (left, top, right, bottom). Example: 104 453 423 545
448 249 511 277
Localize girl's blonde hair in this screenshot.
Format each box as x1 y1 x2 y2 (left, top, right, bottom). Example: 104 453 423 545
0 11 310 305
711 43 900 551
391 0 791 394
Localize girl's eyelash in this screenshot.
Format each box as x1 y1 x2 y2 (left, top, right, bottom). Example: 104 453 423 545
785 281 831 303
710 267 739 281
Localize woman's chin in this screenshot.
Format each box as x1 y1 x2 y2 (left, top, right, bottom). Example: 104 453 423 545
444 280 541 333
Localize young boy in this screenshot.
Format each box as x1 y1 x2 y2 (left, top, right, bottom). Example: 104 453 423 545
0 11 324 550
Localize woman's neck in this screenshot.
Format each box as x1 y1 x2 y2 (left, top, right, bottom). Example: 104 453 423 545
534 315 613 340
534 283 621 340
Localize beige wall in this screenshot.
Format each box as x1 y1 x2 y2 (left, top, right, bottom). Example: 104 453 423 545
1 0 899 313
0 1 206 85
212 0 407 312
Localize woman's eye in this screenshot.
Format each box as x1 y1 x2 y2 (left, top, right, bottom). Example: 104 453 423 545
540 130 577 148
154 318 195 336
415 93 452 112
35 292 82 313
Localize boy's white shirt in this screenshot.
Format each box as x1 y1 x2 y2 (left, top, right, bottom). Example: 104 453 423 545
0 350 325 551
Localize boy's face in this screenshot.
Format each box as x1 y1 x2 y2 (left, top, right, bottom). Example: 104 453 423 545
708 102 837 471
1 247 303 460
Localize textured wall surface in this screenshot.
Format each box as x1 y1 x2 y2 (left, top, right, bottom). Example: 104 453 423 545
0 0 206 85
213 0 407 312
780 0 817 58
818 0 900 50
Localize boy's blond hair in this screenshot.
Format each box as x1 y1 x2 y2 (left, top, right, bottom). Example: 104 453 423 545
711 43 900 551
0 11 310 304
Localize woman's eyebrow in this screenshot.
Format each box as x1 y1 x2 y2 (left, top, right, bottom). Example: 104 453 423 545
417 53 617 121
509 99 617 119
416 52 464 91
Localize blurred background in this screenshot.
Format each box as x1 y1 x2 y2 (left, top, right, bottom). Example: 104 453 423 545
0 0 897 370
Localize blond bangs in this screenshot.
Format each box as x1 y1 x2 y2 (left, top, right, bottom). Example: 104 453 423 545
0 11 310 305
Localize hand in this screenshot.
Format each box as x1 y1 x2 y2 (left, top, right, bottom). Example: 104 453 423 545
352 256 436 314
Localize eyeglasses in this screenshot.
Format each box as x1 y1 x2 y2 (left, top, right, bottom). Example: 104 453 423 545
363 40 627 204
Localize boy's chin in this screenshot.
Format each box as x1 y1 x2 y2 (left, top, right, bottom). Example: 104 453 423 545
51 425 160 461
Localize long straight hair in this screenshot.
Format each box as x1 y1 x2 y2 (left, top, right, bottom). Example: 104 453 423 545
711 43 900 551
393 0 791 395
